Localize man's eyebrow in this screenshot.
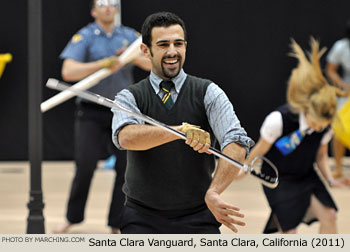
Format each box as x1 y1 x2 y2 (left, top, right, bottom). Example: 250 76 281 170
155 39 186 44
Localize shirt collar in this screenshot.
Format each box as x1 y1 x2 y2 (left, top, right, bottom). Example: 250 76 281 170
149 69 187 94
299 113 313 134
92 22 118 37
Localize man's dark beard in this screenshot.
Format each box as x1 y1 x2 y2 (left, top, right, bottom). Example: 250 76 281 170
161 55 182 78
149 47 183 78
161 64 181 79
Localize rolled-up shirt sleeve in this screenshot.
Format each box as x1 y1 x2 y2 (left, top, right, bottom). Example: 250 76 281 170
204 83 255 154
111 89 144 150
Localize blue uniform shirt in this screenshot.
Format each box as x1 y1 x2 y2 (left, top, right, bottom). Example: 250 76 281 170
60 22 139 100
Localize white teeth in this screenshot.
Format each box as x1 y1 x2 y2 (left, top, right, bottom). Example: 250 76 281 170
164 60 177 64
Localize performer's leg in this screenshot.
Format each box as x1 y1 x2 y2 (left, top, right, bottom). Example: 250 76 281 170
309 195 337 234
53 113 102 233
107 141 127 233
66 116 102 224
332 137 345 178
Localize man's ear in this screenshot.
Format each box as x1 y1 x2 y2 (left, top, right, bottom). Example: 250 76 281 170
91 9 96 19
140 43 151 57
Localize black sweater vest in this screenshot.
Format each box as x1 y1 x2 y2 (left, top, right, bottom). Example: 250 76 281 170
123 75 216 210
262 105 328 181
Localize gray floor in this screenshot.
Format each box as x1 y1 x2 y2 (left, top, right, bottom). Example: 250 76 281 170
0 159 349 234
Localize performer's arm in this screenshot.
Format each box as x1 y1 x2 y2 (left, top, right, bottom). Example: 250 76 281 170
235 137 273 179
62 57 123 81
205 142 246 232
203 83 253 232
326 63 349 90
238 111 281 179
118 124 182 150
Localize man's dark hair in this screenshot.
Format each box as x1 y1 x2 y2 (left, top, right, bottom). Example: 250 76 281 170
141 12 187 47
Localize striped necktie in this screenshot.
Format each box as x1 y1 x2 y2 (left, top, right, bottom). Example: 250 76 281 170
160 80 175 109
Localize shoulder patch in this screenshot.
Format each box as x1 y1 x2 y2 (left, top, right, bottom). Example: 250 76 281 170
122 39 130 47
72 34 83 43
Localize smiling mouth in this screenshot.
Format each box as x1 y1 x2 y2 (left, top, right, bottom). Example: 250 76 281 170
163 58 179 65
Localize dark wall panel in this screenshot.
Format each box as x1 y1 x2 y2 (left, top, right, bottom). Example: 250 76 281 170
0 0 349 160
122 0 350 142
0 0 28 160
42 0 92 160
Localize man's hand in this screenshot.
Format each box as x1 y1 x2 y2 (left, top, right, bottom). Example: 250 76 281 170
205 189 245 233
97 56 118 68
97 56 123 73
178 122 211 154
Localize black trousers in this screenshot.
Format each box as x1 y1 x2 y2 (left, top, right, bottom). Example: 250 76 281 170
66 102 126 228
120 205 221 234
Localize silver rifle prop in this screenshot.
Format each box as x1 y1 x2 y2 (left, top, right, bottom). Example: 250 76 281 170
46 78 279 188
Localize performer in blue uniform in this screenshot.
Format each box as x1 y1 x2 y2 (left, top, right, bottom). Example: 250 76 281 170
53 0 151 234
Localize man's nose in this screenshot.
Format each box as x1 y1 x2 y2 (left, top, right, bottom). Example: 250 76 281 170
166 43 177 55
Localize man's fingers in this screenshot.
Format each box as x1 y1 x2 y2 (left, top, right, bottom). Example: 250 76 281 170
193 142 204 151
193 131 200 141
182 126 212 153
199 131 207 143
221 208 245 218
98 56 119 69
230 218 246 227
205 191 245 233
221 218 246 232
188 130 200 142
215 212 245 233
221 220 238 233
204 132 210 144
218 203 241 212
190 139 199 148
186 130 193 140
189 130 210 143
217 211 245 225
190 140 212 154
198 143 211 154
181 124 211 145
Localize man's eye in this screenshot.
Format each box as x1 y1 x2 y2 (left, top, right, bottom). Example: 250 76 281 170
175 42 185 47
158 43 169 47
